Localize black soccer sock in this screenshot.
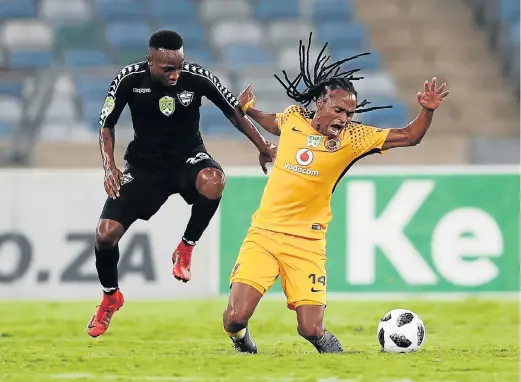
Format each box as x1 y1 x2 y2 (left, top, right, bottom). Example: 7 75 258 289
306 330 344 354
182 195 221 245
95 245 120 294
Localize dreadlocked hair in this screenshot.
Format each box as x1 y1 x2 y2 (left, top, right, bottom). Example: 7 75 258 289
274 32 392 114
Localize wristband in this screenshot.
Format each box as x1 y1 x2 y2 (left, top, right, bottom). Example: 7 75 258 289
241 99 255 113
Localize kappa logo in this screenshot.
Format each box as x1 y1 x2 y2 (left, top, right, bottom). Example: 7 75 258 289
159 95 175 116
296 148 314 166
177 90 194 107
120 173 134 186
186 152 210 165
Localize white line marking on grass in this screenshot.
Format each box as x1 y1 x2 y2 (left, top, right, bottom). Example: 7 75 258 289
49 374 315 382
45 375 463 382
50 374 206 381
49 374 86 380
318 379 462 382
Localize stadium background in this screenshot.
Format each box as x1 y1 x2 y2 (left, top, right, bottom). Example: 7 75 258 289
0 0 519 381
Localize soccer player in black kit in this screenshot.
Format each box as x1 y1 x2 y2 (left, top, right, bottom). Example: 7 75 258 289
87 30 276 338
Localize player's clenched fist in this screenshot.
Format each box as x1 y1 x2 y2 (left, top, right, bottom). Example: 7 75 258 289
104 166 123 199
258 141 277 174
238 84 256 113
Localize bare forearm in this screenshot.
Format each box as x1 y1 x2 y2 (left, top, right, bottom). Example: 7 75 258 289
245 107 279 136
404 108 434 145
99 127 116 170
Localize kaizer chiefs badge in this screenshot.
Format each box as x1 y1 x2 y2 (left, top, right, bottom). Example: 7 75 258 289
325 137 341 152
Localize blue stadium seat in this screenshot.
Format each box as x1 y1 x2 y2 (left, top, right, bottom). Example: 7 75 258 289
156 23 206 49
81 99 104 129
75 77 111 101
63 49 109 67
358 97 408 128
499 0 520 23
0 122 14 137
185 49 215 66
318 22 368 51
105 22 150 49
350 71 398 98
93 0 143 21
148 0 197 23
222 44 271 69
54 23 106 49
333 49 382 70
9 50 53 68
312 0 354 22
111 49 145 66
41 0 91 22
0 0 36 19
0 81 23 97
510 22 520 44
255 0 300 21
199 106 238 136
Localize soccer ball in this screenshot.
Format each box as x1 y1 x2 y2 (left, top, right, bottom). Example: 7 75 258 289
376 309 426 353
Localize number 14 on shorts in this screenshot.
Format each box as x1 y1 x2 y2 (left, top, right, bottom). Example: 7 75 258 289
309 273 326 292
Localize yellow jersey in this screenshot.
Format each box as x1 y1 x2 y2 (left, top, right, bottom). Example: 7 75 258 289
251 105 390 240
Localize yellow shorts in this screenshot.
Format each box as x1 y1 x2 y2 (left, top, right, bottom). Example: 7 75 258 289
229 226 327 310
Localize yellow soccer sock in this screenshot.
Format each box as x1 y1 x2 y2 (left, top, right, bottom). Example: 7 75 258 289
225 327 246 341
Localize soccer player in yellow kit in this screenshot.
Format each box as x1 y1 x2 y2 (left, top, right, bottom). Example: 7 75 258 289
223 34 450 354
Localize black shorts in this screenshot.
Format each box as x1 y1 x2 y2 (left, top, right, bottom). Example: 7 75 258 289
100 145 223 230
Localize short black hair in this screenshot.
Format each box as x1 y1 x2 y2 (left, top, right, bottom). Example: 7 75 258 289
275 33 391 114
149 30 183 51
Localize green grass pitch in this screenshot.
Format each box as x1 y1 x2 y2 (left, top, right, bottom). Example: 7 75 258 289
0 298 518 382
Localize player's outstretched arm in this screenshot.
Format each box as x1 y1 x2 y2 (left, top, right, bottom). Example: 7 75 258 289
238 85 281 136
381 77 449 150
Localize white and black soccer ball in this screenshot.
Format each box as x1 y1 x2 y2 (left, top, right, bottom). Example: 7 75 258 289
377 309 426 353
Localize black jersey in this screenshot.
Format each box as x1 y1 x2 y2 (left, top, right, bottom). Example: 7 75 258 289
98 61 239 171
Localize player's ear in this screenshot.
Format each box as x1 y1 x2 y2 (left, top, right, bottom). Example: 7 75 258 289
316 96 324 112
146 54 152 65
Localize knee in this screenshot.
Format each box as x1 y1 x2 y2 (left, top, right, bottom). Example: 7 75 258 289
297 322 324 340
223 305 250 331
95 221 124 249
196 168 226 200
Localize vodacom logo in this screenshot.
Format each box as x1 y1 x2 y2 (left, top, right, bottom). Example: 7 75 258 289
296 148 314 166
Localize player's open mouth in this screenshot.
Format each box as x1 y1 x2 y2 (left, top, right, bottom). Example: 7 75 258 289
328 124 344 136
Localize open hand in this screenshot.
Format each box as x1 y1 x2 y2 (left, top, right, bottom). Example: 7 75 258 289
417 77 449 111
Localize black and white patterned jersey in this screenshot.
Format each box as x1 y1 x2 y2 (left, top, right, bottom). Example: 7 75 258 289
98 61 239 170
